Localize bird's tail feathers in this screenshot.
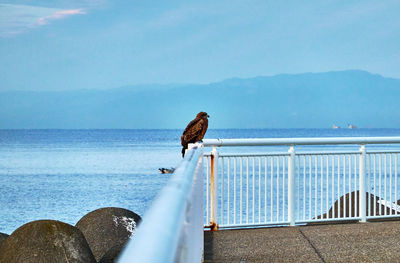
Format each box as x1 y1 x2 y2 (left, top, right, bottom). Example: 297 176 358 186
182 147 186 157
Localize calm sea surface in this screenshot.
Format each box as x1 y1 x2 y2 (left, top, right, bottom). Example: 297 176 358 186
1 129 400 233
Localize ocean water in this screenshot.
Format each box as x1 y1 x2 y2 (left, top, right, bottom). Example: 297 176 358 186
1 129 400 234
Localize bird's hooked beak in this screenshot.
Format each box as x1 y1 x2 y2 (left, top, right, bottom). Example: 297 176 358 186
207 114 210 118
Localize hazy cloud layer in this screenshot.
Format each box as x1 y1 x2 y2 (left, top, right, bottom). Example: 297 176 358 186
0 3 90 37
37 9 85 25
0 0 107 9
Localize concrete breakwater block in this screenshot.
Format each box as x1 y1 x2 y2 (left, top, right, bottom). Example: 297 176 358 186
0 232 9 247
98 244 125 263
0 220 96 263
76 207 141 262
313 190 400 221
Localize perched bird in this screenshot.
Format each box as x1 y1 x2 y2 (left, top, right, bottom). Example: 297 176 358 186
181 112 209 157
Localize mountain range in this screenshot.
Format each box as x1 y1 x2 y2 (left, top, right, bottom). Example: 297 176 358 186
1 70 400 129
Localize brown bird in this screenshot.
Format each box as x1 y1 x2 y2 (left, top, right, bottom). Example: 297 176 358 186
181 112 209 157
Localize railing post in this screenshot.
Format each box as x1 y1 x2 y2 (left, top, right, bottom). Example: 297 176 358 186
210 146 219 230
359 144 367 222
288 145 295 226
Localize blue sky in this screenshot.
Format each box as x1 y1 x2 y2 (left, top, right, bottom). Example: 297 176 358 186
0 0 399 91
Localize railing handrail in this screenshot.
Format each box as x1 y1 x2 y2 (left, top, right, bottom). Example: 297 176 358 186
117 145 203 263
203 136 400 147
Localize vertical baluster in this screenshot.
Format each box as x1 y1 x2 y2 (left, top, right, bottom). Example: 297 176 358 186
258 157 261 223
343 155 346 217
326 155 329 219
384 154 387 216
390 154 393 216
315 155 318 219
277 156 280 222
264 157 267 223
234 157 237 224
338 155 341 218
240 157 243 224
368 154 371 217
252 157 255 223
379 154 382 216
349 155 352 217
206 156 209 223
396 154 398 215
221 157 224 225
303 156 306 220
283 155 286 221
288 146 295 226
332 155 335 219
359 145 366 222
297 156 300 220
227 158 230 225
246 157 249 223
373 154 376 217
309 155 312 220
321 155 323 218
355 154 358 218
271 157 273 222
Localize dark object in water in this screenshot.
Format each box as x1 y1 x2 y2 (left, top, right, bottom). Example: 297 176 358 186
181 111 209 157
159 167 175 174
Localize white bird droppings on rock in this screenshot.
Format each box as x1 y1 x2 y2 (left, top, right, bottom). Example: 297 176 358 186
112 216 137 237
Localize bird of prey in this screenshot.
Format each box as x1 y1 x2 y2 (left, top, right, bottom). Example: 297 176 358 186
181 112 209 157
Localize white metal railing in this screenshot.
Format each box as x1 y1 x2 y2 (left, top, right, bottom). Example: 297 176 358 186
116 136 400 262
118 144 204 263
203 137 400 229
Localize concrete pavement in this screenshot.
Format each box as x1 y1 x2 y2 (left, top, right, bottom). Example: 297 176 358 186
204 220 400 262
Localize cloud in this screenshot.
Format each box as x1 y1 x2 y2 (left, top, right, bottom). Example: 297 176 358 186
1 0 107 9
0 4 86 37
38 9 85 25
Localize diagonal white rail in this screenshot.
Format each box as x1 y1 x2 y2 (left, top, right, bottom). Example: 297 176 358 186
203 137 400 229
118 143 204 263
116 135 400 261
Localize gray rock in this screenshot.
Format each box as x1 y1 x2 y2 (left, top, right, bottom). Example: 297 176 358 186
0 232 9 247
99 244 125 263
0 220 96 263
76 207 141 262
312 191 400 222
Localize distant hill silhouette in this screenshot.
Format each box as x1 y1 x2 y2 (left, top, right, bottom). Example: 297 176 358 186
1 70 399 128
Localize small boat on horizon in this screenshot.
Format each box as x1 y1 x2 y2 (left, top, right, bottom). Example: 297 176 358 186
348 124 357 129
332 124 340 129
